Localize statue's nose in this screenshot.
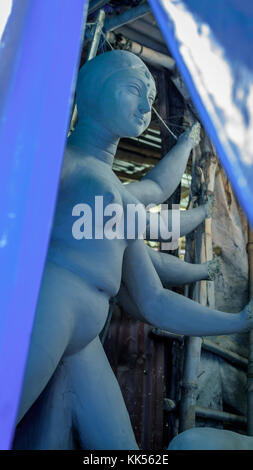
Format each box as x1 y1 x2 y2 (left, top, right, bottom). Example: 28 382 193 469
139 96 151 114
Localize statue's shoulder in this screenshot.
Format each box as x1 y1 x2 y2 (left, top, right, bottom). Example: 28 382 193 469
60 147 96 183
59 150 121 206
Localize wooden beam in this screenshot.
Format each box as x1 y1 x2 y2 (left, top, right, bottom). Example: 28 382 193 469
116 146 192 176
113 170 140 182
116 148 158 166
120 139 161 159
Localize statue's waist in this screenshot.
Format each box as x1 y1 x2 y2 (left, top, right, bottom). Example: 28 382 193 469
47 239 122 297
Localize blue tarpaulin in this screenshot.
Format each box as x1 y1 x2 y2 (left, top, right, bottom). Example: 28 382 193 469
149 0 253 227
0 0 252 452
0 0 87 450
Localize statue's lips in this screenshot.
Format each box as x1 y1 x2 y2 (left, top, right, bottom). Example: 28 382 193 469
134 114 145 125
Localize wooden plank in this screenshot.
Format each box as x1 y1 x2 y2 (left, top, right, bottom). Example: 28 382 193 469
116 148 159 166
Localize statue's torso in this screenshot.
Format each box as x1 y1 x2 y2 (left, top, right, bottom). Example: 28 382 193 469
43 146 145 350
48 147 144 297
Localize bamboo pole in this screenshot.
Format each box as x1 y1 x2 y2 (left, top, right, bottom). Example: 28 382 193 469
69 9 106 133
179 144 201 432
247 227 253 435
202 338 248 371
87 9 106 60
195 406 247 427
164 402 247 426
179 135 217 432
179 334 202 431
152 328 248 370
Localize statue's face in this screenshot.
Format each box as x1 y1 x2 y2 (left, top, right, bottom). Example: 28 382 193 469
97 69 156 138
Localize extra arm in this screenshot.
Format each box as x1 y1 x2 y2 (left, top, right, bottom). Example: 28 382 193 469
145 200 212 241
145 244 219 287
122 240 252 336
116 282 148 323
116 244 219 321
126 123 200 206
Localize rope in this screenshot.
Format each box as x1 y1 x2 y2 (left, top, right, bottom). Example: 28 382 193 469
152 106 178 141
100 29 114 50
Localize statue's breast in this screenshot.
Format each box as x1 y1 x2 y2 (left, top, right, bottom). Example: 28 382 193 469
52 158 123 242
120 184 147 242
47 158 127 296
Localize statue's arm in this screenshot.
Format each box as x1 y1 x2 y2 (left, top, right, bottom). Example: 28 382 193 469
116 244 219 322
116 243 218 320
145 199 212 241
126 123 200 206
116 282 148 323
122 239 253 336
145 244 219 286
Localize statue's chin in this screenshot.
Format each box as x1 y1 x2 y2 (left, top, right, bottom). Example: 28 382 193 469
121 131 144 139
120 125 147 139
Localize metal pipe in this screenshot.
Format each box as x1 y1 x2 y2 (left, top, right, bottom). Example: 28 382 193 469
196 406 247 427
115 25 169 54
107 32 175 71
124 40 175 71
104 2 150 32
88 0 109 15
247 227 253 435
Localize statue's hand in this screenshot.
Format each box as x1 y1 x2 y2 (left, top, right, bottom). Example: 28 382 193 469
178 122 201 148
206 257 221 281
203 194 214 219
241 298 253 331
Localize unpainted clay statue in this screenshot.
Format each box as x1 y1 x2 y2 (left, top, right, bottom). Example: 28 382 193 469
13 50 253 450
168 427 253 450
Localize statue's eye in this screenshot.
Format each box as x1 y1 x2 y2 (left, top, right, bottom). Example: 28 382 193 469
128 85 141 95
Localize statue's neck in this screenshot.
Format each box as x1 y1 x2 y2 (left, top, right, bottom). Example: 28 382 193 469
67 118 119 167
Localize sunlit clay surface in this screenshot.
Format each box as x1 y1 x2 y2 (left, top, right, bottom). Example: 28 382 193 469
0 0 12 41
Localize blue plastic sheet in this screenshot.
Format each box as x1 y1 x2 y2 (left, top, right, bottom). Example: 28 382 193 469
149 0 253 227
0 0 87 449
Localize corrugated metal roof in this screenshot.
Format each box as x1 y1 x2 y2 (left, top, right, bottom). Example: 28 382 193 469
115 10 170 55
103 306 168 449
